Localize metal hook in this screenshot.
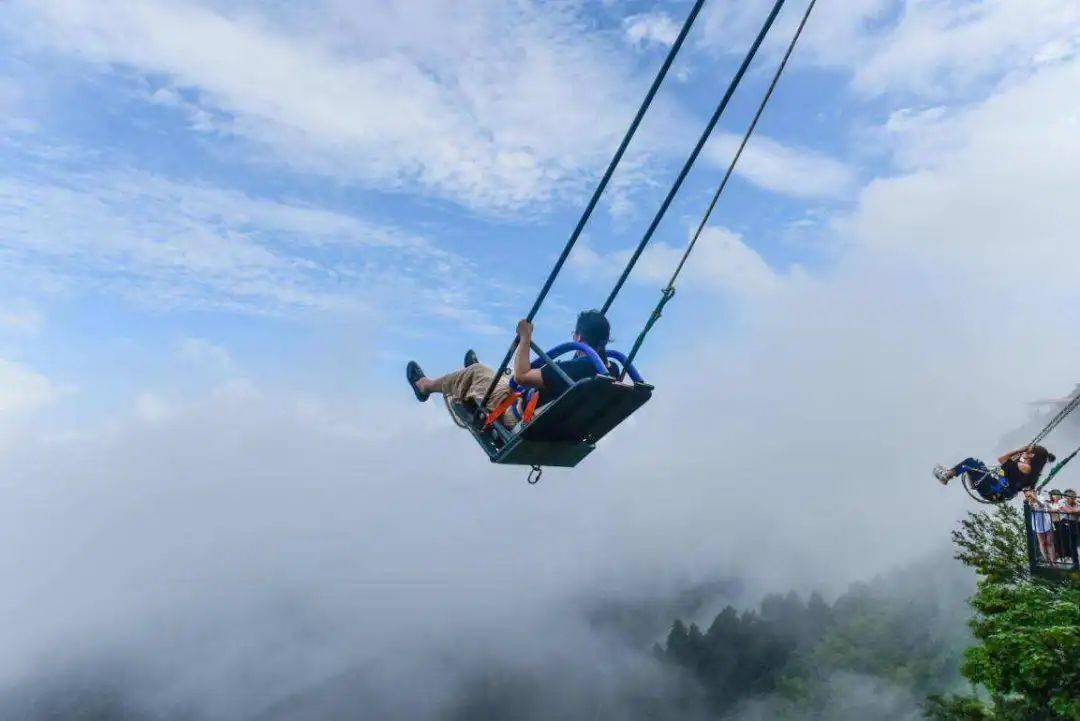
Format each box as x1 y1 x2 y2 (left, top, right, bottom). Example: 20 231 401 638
528 465 543 485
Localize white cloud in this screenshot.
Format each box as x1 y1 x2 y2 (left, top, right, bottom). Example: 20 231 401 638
570 225 779 297
146 85 218 133
700 0 1080 99
707 132 857 199
592 51 1080 582
0 301 42 333
624 11 680 48
851 0 1080 98
177 337 235 374
0 358 58 416
0 0 862 220
637 227 780 295
133 391 173 423
849 56 1080 286
5 0 651 213
699 0 891 71
0 75 37 133
0 168 502 331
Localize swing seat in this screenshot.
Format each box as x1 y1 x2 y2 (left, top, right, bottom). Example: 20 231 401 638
502 376 652 466
449 345 652 468
960 472 1009 504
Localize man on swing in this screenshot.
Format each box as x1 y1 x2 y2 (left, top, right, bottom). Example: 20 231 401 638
405 310 614 430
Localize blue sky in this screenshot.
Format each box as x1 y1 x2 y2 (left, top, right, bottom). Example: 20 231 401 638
0 0 1078 426
0 0 870 407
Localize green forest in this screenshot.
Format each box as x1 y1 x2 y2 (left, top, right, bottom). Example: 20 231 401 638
647 505 1079 721
405 505 1079 721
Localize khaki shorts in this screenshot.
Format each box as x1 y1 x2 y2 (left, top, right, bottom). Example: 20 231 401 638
440 363 520 429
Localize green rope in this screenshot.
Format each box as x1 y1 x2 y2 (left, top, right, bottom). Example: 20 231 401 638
1039 446 1080 489
617 0 818 376
618 288 675 381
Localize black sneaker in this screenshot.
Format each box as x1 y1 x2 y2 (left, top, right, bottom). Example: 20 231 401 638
463 349 479 368
406 361 429 402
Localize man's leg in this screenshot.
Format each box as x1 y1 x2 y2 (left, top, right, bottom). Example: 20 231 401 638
416 363 519 429
418 363 490 399
459 366 520 429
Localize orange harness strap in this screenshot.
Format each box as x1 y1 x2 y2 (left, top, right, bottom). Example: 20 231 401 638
521 391 540 424
483 391 522 430
483 390 541 429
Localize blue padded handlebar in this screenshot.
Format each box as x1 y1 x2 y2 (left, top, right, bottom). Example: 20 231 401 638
534 342 608 374
605 350 644 383
509 342 646 393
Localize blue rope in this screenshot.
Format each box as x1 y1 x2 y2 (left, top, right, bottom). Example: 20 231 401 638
601 0 789 315
620 0 818 377
478 0 707 411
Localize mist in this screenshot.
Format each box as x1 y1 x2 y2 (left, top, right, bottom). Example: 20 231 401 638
2 229 1076 720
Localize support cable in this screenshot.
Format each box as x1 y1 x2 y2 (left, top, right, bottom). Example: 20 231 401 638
1031 393 1080 446
619 0 818 376
600 0 788 315
478 0 707 411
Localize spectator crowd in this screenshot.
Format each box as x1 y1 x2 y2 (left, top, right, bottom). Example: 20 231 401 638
1024 487 1080 568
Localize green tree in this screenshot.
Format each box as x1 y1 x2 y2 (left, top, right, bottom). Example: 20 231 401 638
926 504 1080 721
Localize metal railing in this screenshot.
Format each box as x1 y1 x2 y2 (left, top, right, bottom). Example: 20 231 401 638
1024 494 1080 577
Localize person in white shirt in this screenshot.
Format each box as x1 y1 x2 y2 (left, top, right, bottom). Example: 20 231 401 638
1024 489 1057 565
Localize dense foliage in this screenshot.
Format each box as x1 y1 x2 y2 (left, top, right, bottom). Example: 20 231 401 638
925 505 1080 721
655 561 970 719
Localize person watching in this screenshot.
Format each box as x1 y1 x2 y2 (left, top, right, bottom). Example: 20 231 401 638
1024 489 1057 565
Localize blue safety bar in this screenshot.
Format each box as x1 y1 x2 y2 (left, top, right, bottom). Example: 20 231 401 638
605 350 644 384
509 342 646 393
509 341 603 392
536 342 609 375
505 342 648 422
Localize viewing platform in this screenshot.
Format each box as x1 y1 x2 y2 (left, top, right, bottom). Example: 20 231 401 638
1024 498 1080 581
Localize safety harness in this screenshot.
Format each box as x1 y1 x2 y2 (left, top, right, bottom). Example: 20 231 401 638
484 389 539 430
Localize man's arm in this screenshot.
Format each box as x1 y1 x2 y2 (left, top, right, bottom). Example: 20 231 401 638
513 319 544 389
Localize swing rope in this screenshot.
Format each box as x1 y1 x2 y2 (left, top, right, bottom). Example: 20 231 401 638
600 0 788 316
961 392 1080 501
619 0 818 377
1031 392 1080 446
1026 392 1080 489
477 0 707 411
